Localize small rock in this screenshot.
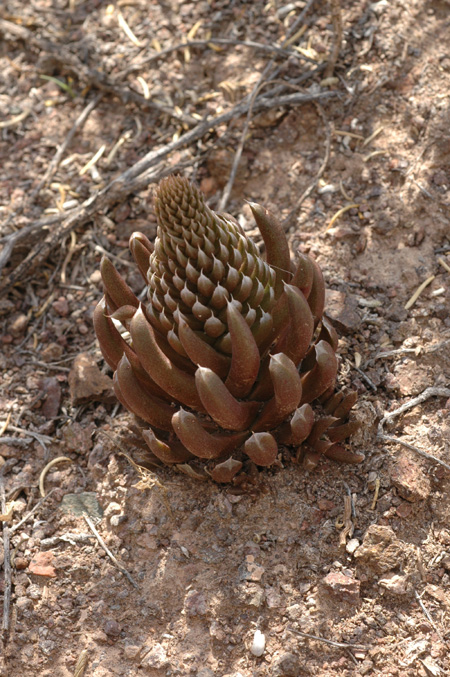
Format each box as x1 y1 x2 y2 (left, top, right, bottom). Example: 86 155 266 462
285 603 302 621
250 629 265 657
379 572 410 594
28 552 56 578
15 596 33 610
321 571 360 604
52 297 69 317
39 377 62 419
354 525 409 574
90 270 103 285
9 313 29 336
390 454 431 502
325 289 361 333
346 538 360 554
123 644 141 659
62 422 95 454
14 557 29 570
141 643 168 670
68 352 114 405
197 669 215 677
396 501 413 518
271 651 301 677
184 589 208 616
104 619 121 637
40 342 64 362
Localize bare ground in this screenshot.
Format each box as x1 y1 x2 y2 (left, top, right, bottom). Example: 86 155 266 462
0 1 449 675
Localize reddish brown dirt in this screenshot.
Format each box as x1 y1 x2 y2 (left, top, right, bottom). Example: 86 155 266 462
0 1 449 676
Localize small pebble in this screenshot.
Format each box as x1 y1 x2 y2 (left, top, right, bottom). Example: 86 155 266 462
251 629 265 657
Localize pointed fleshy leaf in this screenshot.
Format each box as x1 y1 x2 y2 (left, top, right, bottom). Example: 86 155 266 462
129 231 153 281
178 316 230 379
100 256 139 309
176 463 209 480
172 409 248 459
114 354 174 430
274 284 314 365
318 316 339 351
111 305 138 326
224 301 260 398
300 340 338 404
245 432 278 466
290 252 314 298
130 306 204 411
253 354 302 431
195 367 261 431
322 391 344 415
326 420 361 443
152 324 197 374
251 309 273 349
249 356 273 401
331 391 359 420
248 202 291 297
210 458 243 483
278 404 315 445
142 428 193 464
302 439 333 470
305 416 338 446
93 296 129 370
257 288 291 356
324 444 365 464
307 257 325 327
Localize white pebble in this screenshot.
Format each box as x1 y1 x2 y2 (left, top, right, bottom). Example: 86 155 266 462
251 629 265 657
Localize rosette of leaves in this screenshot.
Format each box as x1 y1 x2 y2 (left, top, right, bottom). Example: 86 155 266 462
94 176 363 483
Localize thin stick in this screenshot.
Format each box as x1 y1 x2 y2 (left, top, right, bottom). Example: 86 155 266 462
414 590 443 640
379 387 450 427
0 477 12 635
122 37 317 75
378 434 450 473
0 91 337 291
288 627 369 650
218 1 318 212
31 94 103 198
6 425 52 453
83 515 138 588
404 275 435 310
377 386 450 472
324 0 343 78
282 101 332 228
10 489 55 533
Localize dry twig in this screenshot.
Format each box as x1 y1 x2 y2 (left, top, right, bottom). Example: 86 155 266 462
378 387 450 472
10 489 55 534
0 476 12 636
288 626 369 650
0 90 336 290
324 0 343 78
83 515 138 588
31 94 103 199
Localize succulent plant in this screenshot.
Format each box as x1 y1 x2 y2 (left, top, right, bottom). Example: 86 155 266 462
94 176 363 483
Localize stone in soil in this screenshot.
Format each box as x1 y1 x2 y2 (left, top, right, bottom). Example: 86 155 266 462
324 289 361 333
390 454 431 502
354 525 410 575
378 572 410 595
320 571 360 604
271 651 301 676
68 352 114 405
28 552 56 578
39 376 62 419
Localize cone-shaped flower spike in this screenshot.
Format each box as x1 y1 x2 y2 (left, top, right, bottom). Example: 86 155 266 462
94 176 363 483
